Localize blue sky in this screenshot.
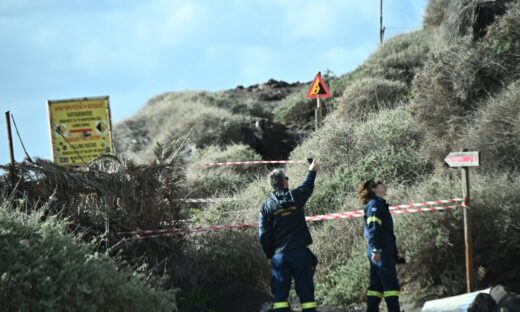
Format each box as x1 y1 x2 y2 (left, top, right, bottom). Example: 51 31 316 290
0 0 428 164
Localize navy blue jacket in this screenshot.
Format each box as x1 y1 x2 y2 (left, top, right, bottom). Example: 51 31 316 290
363 197 398 260
258 170 316 259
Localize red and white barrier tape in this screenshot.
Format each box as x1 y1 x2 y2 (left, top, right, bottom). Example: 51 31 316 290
176 198 233 204
117 197 467 239
176 197 467 206
196 160 306 168
389 198 464 210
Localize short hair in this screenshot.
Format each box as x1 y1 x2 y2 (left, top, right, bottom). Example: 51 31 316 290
269 169 286 190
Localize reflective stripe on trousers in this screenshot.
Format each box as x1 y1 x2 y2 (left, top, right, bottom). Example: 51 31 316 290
273 301 290 309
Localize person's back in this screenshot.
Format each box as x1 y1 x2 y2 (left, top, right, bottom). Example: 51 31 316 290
259 161 319 312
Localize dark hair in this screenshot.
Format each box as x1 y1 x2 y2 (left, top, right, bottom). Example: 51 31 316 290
269 169 286 190
357 179 384 204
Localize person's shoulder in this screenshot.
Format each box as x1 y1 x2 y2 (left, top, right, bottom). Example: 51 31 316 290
366 198 378 206
262 193 278 210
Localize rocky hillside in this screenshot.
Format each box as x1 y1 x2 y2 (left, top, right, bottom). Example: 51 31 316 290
4 0 513 311
112 0 520 309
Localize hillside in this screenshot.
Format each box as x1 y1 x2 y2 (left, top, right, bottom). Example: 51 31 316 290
113 0 520 309
2 0 519 311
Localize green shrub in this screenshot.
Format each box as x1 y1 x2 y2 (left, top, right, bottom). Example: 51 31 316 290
186 144 265 197
273 91 316 130
316 238 369 307
358 31 432 85
411 1 520 163
335 78 408 121
0 208 176 311
435 0 475 44
462 80 520 172
312 171 520 306
284 106 430 215
114 92 254 162
177 177 272 291
423 0 450 28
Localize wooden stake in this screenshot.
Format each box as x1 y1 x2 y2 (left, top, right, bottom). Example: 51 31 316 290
461 149 474 292
103 194 111 250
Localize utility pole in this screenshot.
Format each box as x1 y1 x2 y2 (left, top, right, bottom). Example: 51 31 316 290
5 111 16 187
380 0 385 44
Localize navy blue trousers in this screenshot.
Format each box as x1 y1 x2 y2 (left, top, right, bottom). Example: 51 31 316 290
271 248 318 312
366 255 400 312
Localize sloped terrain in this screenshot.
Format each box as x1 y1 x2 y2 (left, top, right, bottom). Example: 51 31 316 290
2 0 520 311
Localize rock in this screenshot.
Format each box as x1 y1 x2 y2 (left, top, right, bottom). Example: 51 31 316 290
467 293 497 312
490 285 520 311
472 0 507 41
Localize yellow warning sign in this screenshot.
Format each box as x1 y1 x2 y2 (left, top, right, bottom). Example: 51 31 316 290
47 96 114 166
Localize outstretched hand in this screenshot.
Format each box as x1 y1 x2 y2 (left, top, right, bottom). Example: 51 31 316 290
309 159 319 172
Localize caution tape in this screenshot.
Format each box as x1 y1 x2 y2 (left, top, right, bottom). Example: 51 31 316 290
117 197 466 240
196 160 306 168
389 198 465 210
175 198 233 204
176 197 466 206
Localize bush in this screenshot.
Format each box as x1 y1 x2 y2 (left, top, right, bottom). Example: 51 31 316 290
462 80 520 172
186 144 265 198
357 31 432 85
0 208 176 311
273 91 316 130
335 78 408 121
114 92 254 162
285 106 431 215
177 179 272 292
311 171 520 306
411 1 520 162
423 0 450 28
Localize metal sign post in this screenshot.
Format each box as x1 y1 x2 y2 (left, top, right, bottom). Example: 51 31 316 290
445 150 480 293
315 97 322 131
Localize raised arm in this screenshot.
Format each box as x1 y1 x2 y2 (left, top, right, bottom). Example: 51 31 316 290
293 160 319 205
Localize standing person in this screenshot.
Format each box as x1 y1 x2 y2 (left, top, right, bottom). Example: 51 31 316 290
358 179 403 312
259 160 320 312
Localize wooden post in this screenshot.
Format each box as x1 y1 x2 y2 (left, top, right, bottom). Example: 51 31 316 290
315 97 322 131
104 195 111 249
461 149 474 292
5 111 16 186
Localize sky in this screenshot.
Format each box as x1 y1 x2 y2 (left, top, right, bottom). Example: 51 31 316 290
0 0 428 164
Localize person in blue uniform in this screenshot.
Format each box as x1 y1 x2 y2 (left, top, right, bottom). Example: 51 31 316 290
259 160 320 312
358 179 404 312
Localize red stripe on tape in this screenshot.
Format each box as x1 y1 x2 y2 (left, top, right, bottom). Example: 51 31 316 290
196 160 306 168
117 201 463 239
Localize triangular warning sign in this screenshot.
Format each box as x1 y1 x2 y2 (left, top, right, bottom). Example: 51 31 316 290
306 72 332 99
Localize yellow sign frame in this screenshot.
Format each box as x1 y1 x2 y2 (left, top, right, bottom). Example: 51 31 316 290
47 96 114 166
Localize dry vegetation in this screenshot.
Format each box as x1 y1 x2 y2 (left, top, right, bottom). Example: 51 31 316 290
2 0 520 310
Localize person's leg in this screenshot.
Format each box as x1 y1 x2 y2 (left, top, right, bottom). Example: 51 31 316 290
293 248 318 312
367 258 384 312
379 258 400 312
271 252 292 312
